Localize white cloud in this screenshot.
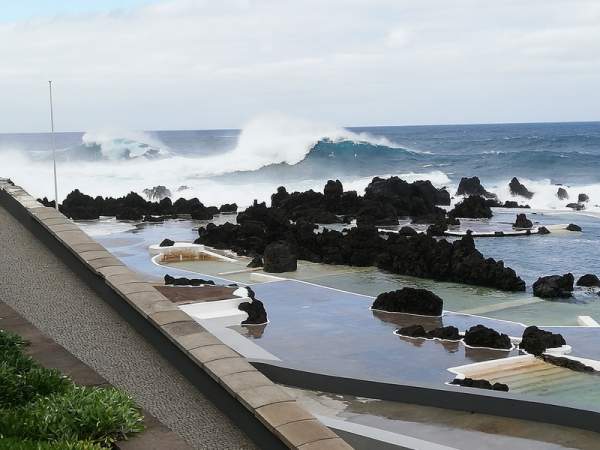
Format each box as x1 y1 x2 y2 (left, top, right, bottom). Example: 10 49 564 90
0 0 599 132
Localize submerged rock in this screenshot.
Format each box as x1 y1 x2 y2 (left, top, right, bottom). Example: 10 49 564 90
537 226 550 235
532 273 574 299
576 274 600 287
557 188 569 200
455 177 497 199
396 324 427 338
164 274 215 286
566 203 585 211
396 325 460 341
463 324 512 350
502 200 530 209
451 377 509 392
509 177 534 199
159 238 175 247
513 213 532 229
566 223 582 232
238 287 268 325
578 193 590 203
246 255 264 268
541 354 596 373
372 288 443 316
448 195 493 219
519 326 566 356
263 241 297 273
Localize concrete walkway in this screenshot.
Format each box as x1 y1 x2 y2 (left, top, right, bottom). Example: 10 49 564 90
0 205 255 450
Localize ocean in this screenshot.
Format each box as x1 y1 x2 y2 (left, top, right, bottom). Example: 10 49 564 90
2 118 600 210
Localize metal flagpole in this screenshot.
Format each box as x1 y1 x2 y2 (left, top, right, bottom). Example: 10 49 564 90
49 81 58 210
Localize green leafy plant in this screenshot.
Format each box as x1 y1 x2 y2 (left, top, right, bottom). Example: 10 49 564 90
0 364 73 407
0 329 26 350
0 386 144 446
0 438 103 450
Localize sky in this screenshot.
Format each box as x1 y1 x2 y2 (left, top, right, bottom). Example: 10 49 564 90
1 0 599 132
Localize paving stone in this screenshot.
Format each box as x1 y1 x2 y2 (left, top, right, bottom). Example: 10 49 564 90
204 357 258 378
47 223 81 233
190 344 240 364
256 401 315 429
56 230 94 245
237 385 292 410
276 419 338 447
32 208 65 220
114 282 158 295
71 242 106 253
170 330 221 350
149 310 191 326
97 266 134 278
106 273 146 285
299 438 353 450
78 250 114 261
43 217 72 226
88 256 123 269
221 371 273 393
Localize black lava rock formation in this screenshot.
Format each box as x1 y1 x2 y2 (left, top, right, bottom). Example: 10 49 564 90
397 324 460 340
219 203 238 213
541 355 597 373
448 196 493 219
463 324 512 350
538 226 550 235
513 213 533 229
576 274 600 287
159 238 175 247
263 241 297 273
509 177 534 199
566 223 582 232
451 378 509 392
372 288 443 316
578 193 589 203
456 177 497 199
164 274 215 286
557 188 569 200
519 326 566 355
532 273 574 299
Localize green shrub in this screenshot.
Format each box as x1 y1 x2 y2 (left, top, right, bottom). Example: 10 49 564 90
0 386 144 446
0 329 26 350
0 364 73 407
0 438 103 450
0 348 36 373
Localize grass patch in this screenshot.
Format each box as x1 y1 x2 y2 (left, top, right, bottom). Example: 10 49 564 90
0 328 144 448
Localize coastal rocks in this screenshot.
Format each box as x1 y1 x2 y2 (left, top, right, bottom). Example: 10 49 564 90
398 226 418 237
576 274 600 287
219 203 238 213
557 188 569 200
37 197 56 208
372 288 443 316
463 324 512 350
142 185 171 201
396 324 427 338
456 177 497 199
532 273 574 299
513 213 532 229
538 226 550 235
541 355 596 373
519 326 566 356
566 223 582 232
451 378 509 392
263 241 297 273
238 287 268 325
60 189 102 220
448 196 493 219
396 324 460 340
566 203 585 211
501 200 530 209
159 238 175 247
164 274 215 286
246 255 264 268
509 177 534 199
578 193 589 203
324 179 344 200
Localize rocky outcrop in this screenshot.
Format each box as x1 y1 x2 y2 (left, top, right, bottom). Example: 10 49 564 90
463 324 512 350
396 325 460 340
372 288 443 316
164 274 215 286
557 188 569 200
509 177 534 199
238 287 268 325
219 203 238 213
159 238 175 247
263 241 297 273
451 378 509 392
519 326 566 355
576 274 600 287
538 226 550 235
532 273 574 298
566 203 585 211
578 193 589 203
143 185 171 201
513 213 532 229
448 196 493 219
566 223 582 232
501 200 530 209
398 226 418 236
456 177 497 199
541 355 596 373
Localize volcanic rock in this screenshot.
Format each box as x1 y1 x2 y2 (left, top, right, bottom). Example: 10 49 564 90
448 196 493 219
219 203 238 213
576 274 600 287
159 238 175 247
247 255 264 268
509 177 534 199
513 213 532 229
451 378 509 391
502 200 530 208
143 185 171 201
427 326 461 340
263 241 297 273
578 193 589 203
238 287 268 325
519 326 566 356
463 324 512 350
538 226 550 235
456 177 497 199
566 203 585 211
372 288 443 316
396 324 427 338
532 273 574 298
541 355 596 373
566 223 582 232
164 274 215 286
557 188 569 200
398 226 418 237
